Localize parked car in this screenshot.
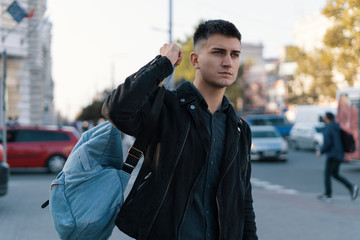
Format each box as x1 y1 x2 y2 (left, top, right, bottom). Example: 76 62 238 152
250 126 288 161
0 144 10 196
288 122 325 152
0 125 80 173
245 114 293 138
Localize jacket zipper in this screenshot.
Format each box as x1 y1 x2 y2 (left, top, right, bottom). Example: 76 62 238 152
176 166 206 238
144 122 191 239
216 122 250 240
216 146 239 240
216 122 244 239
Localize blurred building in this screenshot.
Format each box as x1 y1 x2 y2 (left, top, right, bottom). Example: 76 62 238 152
266 58 286 113
0 0 54 126
240 42 268 114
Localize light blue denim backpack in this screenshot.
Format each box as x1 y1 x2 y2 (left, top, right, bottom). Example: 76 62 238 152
45 121 130 240
42 72 169 240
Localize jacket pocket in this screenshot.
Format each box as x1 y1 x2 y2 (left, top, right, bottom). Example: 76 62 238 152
123 171 153 207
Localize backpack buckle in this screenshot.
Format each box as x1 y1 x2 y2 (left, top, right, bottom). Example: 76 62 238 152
128 147 143 160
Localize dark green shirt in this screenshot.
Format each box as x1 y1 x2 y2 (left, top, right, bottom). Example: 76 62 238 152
179 83 230 240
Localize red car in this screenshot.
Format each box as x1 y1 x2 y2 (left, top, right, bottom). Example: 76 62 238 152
0 125 80 173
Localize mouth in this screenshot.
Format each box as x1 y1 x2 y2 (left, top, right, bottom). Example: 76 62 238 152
218 71 232 76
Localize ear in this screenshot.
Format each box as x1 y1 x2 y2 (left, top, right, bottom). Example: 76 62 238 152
190 52 200 69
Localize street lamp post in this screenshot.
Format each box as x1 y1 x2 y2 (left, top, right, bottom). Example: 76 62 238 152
1 49 7 163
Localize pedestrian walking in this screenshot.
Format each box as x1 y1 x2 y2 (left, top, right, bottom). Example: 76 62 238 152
102 19 258 240
316 112 359 202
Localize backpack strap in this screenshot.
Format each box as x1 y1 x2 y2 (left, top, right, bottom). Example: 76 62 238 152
122 85 166 174
122 64 174 174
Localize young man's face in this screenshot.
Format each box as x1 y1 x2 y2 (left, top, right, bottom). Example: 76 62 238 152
192 34 241 89
323 116 330 124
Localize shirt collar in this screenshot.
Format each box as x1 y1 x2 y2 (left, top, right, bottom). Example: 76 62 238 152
188 82 231 113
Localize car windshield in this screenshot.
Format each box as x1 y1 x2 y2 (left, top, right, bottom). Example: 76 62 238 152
315 127 325 133
252 130 280 138
267 118 286 126
250 117 289 126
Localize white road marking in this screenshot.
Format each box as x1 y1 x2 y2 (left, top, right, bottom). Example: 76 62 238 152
251 178 299 195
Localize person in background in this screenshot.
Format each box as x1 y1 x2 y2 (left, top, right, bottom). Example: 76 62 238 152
316 112 359 202
6 117 15 126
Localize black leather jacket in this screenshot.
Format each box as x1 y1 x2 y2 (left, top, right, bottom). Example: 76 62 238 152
102 56 258 240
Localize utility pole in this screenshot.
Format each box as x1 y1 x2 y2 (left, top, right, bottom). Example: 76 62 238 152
169 0 172 43
168 0 175 89
1 49 7 163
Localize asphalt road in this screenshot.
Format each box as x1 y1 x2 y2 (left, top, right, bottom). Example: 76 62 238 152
0 149 359 240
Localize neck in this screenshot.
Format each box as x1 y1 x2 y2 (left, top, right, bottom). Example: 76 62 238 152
193 78 226 114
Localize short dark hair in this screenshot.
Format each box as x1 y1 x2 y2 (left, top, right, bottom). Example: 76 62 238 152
325 112 334 121
193 19 241 47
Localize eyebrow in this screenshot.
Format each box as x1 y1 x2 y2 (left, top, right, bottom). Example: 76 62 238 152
212 47 241 54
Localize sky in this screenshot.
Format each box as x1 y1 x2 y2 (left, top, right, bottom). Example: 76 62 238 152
47 0 327 121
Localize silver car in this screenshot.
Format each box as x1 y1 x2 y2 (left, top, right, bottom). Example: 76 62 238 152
288 122 325 152
251 126 288 161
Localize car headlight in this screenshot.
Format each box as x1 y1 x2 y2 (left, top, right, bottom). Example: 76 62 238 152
281 141 288 151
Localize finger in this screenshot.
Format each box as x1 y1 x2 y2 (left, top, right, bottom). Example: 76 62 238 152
175 49 183 66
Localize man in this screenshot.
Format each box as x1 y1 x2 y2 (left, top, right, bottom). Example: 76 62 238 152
102 19 257 240
316 112 359 202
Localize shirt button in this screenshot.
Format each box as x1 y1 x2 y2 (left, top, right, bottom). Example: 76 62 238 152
210 161 214 165
180 98 185 103
213 138 216 142
237 127 241 132
190 105 195 110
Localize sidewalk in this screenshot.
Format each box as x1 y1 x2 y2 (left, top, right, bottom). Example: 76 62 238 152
111 188 360 240
253 188 360 240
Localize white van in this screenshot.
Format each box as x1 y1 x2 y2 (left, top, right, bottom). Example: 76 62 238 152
295 105 336 123
288 122 325 152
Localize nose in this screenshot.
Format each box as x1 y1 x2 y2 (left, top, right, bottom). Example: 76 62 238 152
222 54 232 67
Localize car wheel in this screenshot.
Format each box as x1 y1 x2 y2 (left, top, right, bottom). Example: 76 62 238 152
47 155 66 173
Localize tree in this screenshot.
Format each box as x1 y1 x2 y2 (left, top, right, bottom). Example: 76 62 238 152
322 0 360 86
76 100 103 122
288 0 360 104
175 35 195 84
287 46 337 104
225 64 246 111
76 89 112 122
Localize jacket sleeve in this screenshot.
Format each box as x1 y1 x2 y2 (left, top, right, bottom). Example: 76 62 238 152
243 124 258 240
102 55 173 137
320 126 332 154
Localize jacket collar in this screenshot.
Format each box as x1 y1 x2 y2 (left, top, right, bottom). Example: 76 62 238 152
175 81 231 113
